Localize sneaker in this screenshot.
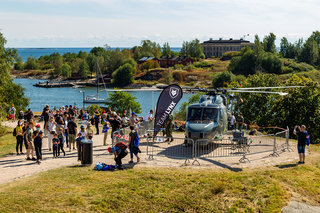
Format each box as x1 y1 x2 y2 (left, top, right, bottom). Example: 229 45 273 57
26 157 31 160
16 153 20 156
20 152 24 155
36 161 41 164
298 161 303 164
129 160 134 164
32 158 36 161
302 161 305 164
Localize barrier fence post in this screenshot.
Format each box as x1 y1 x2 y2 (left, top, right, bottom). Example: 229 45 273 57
270 134 280 157
192 139 200 165
286 126 293 152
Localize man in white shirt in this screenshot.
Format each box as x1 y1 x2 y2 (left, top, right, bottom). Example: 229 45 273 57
230 112 236 130
146 110 154 121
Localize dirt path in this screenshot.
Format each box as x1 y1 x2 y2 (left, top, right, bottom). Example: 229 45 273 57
1 121 301 185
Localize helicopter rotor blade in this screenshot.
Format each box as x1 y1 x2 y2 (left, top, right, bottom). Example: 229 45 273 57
232 86 305 90
226 90 288 96
103 88 162 92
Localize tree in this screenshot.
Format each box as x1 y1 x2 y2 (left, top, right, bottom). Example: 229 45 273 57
212 71 234 88
90 47 106 56
61 63 72 78
299 37 319 66
180 39 205 58
112 63 135 87
263 33 277 53
140 40 162 58
140 60 160 72
260 53 283 74
86 104 103 115
280 37 296 59
229 47 257 76
162 42 171 57
79 60 90 79
52 53 63 76
105 91 141 115
0 32 29 122
24 57 39 70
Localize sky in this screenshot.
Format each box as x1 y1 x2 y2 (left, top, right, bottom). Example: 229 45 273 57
0 0 319 47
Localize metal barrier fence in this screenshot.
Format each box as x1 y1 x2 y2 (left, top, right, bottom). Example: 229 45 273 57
146 136 194 164
112 126 291 165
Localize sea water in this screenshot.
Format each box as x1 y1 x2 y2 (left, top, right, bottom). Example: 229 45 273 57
13 78 192 116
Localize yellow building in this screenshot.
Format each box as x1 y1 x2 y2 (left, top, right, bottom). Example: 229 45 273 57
201 38 254 58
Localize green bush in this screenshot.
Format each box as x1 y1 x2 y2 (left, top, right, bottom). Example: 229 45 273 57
24 57 39 70
14 62 24 70
193 61 212 68
282 59 315 72
173 64 184 70
221 51 241 60
112 63 135 87
212 71 234 88
41 64 54 70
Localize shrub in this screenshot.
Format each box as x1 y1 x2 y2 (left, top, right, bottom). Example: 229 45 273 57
86 105 102 115
193 61 212 68
173 64 184 70
212 71 234 88
112 63 135 87
41 64 54 70
221 51 241 60
14 62 24 70
24 57 39 70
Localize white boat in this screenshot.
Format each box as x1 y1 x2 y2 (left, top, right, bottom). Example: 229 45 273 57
84 95 106 104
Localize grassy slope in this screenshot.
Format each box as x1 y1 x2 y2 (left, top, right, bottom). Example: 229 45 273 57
0 127 16 157
0 145 319 212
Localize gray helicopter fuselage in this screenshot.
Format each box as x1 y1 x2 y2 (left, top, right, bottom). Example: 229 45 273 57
185 94 228 143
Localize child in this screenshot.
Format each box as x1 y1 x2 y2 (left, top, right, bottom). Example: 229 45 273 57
86 123 94 140
57 128 65 156
102 121 110 146
52 132 60 158
128 126 140 163
79 125 87 138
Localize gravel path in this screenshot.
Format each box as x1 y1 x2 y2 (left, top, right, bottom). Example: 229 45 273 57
1 121 301 185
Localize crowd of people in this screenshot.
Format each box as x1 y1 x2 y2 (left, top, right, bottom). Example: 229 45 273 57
12 104 154 167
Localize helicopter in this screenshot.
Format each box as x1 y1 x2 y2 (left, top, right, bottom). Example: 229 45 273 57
184 86 304 145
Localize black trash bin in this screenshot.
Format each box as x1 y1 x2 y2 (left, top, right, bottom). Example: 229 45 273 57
77 139 83 161
81 139 93 165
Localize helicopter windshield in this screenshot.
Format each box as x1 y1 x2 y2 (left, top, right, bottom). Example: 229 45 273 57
187 108 202 122
202 108 218 121
187 107 219 122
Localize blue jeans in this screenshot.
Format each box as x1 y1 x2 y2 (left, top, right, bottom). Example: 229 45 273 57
297 145 306 154
64 130 69 147
129 145 138 159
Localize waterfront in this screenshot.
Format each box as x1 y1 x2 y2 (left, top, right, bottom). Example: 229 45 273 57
13 78 192 115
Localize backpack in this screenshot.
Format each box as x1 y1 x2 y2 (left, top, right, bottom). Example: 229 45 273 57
306 131 310 146
115 142 127 150
13 127 17 137
134 132 140 147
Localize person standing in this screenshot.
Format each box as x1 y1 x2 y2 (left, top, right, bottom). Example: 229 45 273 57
293 125 308 164
238 113 244 131
42 105 50 137
63 112 69 148
230 112 236 130
52 133 60 158
102 121 110 146
22 120 28 153
129 112 138 127
33 124 43 164
15 120 24 155
67 116 77 151
128 126 140 163
57 128 65 156
26 122 36 161
163 114 174 142
94 108 100 135
9 104 16 121
45 117 56 151
24 109 33 122
110 114 121 146
86 123 94 140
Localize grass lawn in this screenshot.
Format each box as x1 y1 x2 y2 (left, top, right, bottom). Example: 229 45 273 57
0 145 319 212
0 126 16 157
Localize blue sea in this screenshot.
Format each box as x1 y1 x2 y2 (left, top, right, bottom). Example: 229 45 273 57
11 47 182 62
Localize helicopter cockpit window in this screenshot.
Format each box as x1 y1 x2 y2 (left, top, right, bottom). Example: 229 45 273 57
202 108 218 122
187 108 202 121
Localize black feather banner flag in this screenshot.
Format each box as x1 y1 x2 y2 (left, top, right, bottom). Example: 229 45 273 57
153 84 183 137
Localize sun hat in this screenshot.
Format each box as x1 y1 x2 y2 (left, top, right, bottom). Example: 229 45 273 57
81 125 85 129
36 124 41 128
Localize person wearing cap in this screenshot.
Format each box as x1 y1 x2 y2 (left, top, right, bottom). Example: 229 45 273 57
129 112 138 127
33 124 43 164
79 125 87 138
107 144 128 170
9 104 16 121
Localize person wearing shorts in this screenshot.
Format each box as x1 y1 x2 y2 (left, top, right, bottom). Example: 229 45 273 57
293 125 308 164
67 116 77 151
